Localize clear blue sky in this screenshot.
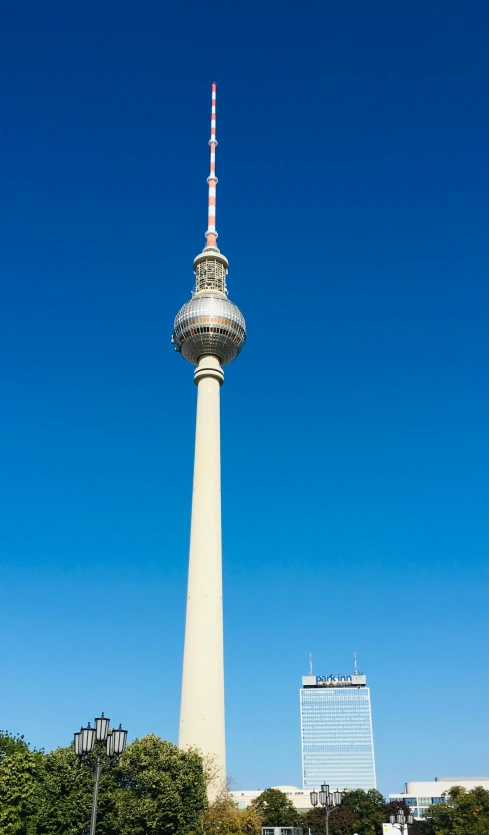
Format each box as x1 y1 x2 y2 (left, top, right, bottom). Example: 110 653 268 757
1 0 487 797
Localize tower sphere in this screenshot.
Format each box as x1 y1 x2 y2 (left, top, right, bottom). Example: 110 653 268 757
172 293 246 366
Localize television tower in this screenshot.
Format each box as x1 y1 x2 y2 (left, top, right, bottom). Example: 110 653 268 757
172 84 246 796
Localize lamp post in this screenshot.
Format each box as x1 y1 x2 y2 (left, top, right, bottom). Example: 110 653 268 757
310 783 342 835
389 810 414 835
74 713 128 835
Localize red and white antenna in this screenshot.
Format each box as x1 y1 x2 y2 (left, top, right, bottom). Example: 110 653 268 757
205 83 218 251
309 652 313 676
354 651 358 677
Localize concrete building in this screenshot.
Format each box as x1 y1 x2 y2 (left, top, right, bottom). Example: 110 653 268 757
231 788 313 813
389 776 489 820
172 84 246 798
300 668 376 791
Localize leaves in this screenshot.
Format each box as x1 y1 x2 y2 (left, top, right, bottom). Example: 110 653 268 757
197 790 261 835
0 739 42 835
423 786 489 835
250 788 299 827
111 735 206 835
305 790 424 835
0 732 207 835
31 744 102 835
305 803 358 835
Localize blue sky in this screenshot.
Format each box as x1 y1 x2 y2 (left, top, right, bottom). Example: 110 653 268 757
0 0 487 796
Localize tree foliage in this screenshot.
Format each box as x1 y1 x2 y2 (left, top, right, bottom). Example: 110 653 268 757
306 790 422 835
305 803 358 835
0 731 43 835
0 732 207 835
198 791 261 835
0 731 35 760
250 788 298 826
422 786 489 835
112 735 206 835
340 789 387 835
31 742 114 835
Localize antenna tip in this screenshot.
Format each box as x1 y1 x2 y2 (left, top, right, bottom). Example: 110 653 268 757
212 82 217 91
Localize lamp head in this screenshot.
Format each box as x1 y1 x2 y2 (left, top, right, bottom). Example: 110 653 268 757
80 723 96 755
112 724 128 756
95 713 110 743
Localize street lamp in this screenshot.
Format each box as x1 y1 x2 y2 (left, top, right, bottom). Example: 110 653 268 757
74 713 128 835
310 783 342 835
389 810 414 834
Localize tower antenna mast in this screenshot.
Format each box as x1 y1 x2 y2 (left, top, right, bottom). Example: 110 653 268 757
309 652 313 676
205 83 218 251
354 650 358 677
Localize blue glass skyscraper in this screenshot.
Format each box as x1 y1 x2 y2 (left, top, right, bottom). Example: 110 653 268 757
300 672 376 791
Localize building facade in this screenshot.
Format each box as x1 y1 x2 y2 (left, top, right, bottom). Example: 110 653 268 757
231 787 312 813
389 776 489 821
300 673 376 791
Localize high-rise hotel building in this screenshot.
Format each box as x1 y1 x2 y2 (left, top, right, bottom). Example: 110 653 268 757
300 671 376 791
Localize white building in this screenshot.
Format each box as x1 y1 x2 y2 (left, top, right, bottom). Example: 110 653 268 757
301 673 376 790
389 776 489 820
231 787 312 813
232 775 489 821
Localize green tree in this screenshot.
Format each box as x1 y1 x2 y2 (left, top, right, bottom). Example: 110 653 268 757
250 788 298 827
0 731 35 760
339 789 386 835
305 803 358 835
30 741 112 835
112 735 206 835
303 790 424 835
26 734 206 835
239 806 263 835
0 731 43 835
200 793 242 835
423 786 489 835
198 791 261 835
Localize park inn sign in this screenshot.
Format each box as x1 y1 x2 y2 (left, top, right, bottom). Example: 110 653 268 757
301 674 367 687
316 675 352 682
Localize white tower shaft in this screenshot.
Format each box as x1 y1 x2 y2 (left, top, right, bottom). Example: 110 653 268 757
179 355 226 797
